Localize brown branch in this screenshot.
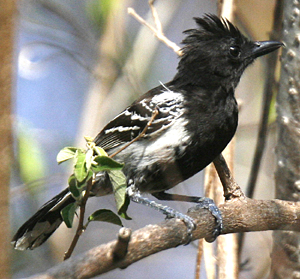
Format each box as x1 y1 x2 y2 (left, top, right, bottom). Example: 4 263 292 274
195 239 204 279
213 147 240 279
246 0 283 199
213 154 245 200
112 227 132 260
242 0 283 261
64 178 93 260
219 0 236 21
27 198 300 279
0 0 14 277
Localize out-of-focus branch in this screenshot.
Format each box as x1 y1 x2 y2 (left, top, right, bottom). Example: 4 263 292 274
219 0 236 21
0 0 15 278
27 198 300 279
246 0 283 200
128 5 182 56
241 0 283 260
271 0 300 277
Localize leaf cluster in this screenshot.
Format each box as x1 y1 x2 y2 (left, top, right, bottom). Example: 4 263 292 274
56 137 130 230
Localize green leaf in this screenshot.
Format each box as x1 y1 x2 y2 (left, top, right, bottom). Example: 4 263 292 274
88 209 123 226
57 147 78 164
93 146 107 156
92 156 124 172
61 203 77 228
72 169 94 191
78 169 94 190
108 170 131 220
74 149 88 182
84 136 94 143
68 174 81 199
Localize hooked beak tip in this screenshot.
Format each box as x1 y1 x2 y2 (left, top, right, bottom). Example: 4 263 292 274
253 41 283 58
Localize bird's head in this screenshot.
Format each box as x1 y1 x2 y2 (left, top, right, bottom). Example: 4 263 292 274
175 14 282 89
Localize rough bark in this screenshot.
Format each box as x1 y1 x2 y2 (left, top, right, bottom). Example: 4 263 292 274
25 198 300 279
0 0 15 278
271 0 300 277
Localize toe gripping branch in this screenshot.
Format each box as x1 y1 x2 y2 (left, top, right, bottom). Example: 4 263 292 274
126 185 223 243
192 197 223 242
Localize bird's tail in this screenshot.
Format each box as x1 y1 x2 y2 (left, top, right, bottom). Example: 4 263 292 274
12 188 75 251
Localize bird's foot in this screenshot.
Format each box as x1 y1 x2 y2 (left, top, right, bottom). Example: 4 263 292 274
188 197 223 242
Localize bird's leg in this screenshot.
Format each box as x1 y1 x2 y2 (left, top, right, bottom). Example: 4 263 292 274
152 191 223 241
126 185 196 243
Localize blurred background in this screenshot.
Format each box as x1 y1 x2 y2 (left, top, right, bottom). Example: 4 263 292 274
10 0 278 278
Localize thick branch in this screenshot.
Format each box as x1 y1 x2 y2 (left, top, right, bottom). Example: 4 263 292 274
246 0 283 199
0 0 14 278
213 154 245 200
271 0 300 277
27 198 300 279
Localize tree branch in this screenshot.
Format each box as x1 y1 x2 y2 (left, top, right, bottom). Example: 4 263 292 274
127 6 182 56
0 0 14 278
27 198 300 279
213 154 245 200
63 178 93 261
246 0 283 199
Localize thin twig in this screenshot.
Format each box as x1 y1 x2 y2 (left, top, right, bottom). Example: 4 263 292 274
109 108 159 158
149 0 162 33
202 164 218 279
195 239 204 279
127 7 182 56
64 178 93 260
64 109 158 259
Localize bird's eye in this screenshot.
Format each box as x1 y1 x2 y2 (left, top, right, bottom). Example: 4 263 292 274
229 46 241 58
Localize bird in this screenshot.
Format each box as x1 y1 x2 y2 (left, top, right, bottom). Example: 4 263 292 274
12 14 282 251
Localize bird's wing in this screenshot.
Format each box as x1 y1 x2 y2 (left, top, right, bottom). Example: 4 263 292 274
94 85 185 152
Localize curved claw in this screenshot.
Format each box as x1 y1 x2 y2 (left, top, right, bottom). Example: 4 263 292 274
194 197 223 242
176 214 196 245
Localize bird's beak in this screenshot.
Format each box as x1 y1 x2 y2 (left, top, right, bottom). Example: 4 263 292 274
252 41 283 58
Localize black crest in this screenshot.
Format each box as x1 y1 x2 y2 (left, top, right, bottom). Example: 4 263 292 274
182 14 246 46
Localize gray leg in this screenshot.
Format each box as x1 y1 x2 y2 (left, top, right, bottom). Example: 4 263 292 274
126 185 196 243
152 191 223 240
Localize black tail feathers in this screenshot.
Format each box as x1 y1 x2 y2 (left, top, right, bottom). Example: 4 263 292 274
12 188 75 250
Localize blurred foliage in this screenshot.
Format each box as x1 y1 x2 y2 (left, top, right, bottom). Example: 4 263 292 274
17 123 46 193
85 0 119 30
